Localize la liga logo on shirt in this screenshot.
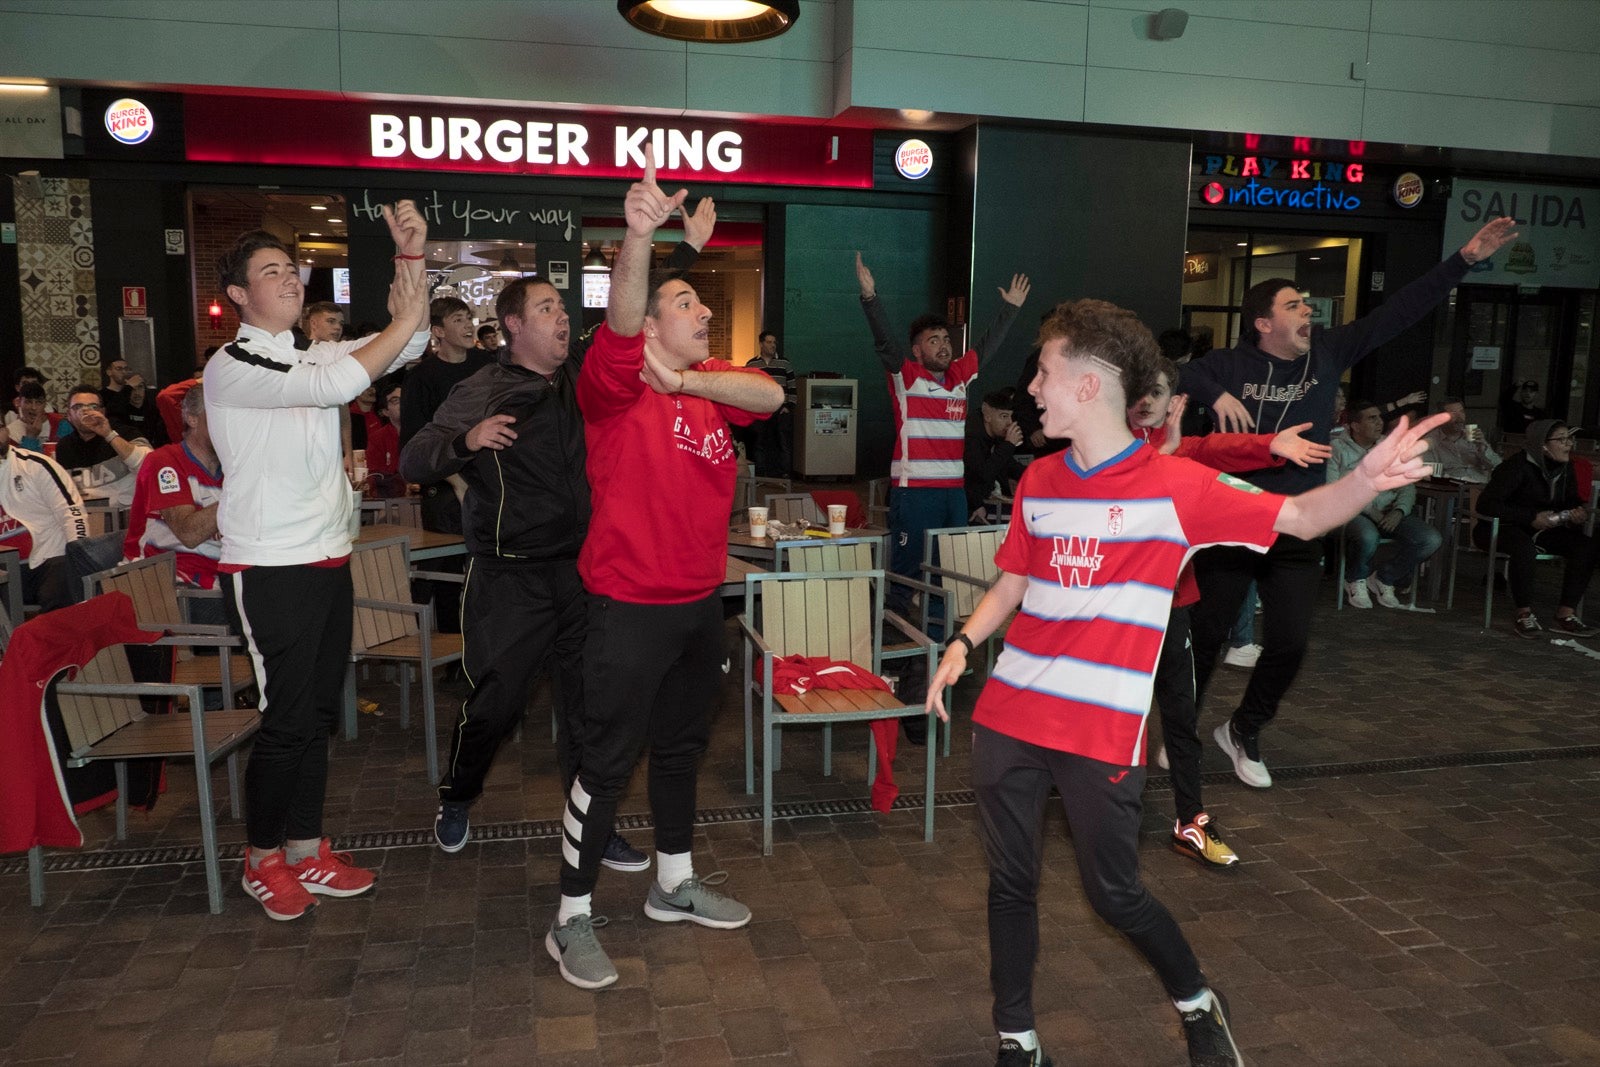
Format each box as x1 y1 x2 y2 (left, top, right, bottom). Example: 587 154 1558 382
1215 472 1264 494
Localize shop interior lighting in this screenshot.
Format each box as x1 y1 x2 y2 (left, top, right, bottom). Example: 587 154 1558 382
309 204 327 211
0 82 50 93
583 247 610 272
618 0 799 42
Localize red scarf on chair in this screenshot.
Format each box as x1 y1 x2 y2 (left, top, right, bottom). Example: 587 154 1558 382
770 655 902 811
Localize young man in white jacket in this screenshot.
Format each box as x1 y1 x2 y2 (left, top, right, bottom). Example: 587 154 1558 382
0 422 89 612
206 203 430 921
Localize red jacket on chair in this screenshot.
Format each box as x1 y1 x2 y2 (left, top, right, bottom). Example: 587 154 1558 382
0 593 158 854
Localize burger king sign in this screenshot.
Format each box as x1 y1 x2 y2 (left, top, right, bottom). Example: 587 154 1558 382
895 139 933 180
104 98 153 145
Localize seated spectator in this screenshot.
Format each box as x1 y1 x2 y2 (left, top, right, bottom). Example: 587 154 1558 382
1427 397 1500 484
349 381 382 452
1328 400 1442 609
476 322 500 350
122 382 223 603
364 380 405 498
101 358 162 445
0 421 90 612
965 386 1026 522
157 375 199 444
5 381 65 452
53 387 152 507
1500 379 1547 435
1474 419 1598 639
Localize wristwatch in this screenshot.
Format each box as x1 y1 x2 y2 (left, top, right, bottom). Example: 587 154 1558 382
947 633 975 655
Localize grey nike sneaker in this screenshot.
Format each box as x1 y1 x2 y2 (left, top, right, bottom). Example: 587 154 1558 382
643 871 752 929
546 914 617 990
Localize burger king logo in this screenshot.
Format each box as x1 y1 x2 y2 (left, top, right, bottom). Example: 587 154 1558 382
1392 171 1424 209
105 98 153 145
895 139 933 180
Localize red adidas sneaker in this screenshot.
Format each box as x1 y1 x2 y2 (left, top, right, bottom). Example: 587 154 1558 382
241 850 317 921
289 839 376 898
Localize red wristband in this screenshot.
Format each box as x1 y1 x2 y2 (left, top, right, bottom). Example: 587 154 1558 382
392 253 425 261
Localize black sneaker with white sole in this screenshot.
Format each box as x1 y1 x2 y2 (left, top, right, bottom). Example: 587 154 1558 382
434 801 469 853
995 1037 1054 1066
601 831 650 872
1181 988 1244 1066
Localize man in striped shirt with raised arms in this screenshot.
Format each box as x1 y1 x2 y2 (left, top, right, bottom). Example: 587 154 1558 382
927 298 1445 1067
854 253 1030 620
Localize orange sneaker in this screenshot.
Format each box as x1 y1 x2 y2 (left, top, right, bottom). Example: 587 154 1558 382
289 839 376 898
241 850 317 921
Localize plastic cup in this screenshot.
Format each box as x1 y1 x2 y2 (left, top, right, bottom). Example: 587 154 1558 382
827 504 847 536
1466 424 1481 443
748 506 768 539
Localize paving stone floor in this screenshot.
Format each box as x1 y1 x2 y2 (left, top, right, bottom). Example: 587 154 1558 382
3 560 1599 1066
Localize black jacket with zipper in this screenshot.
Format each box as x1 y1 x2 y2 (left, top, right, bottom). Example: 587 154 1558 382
399 352 588 562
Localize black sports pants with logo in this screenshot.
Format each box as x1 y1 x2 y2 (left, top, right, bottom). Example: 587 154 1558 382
558 593 722 897
973 724 1206 1032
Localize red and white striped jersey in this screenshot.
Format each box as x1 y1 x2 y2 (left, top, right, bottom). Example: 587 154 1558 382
889 350 977 489
972 442 1284 766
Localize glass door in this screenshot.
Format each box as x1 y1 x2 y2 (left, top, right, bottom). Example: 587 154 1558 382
1445 286 1583 437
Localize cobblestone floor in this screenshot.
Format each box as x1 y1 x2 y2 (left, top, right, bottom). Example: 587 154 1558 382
2 560 1598 1066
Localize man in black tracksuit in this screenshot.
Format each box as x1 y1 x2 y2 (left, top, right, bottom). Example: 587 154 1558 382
1178 216 1519 789
400 277 613 855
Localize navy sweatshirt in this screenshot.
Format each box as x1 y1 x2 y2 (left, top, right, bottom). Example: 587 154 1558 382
1180 251 1471 495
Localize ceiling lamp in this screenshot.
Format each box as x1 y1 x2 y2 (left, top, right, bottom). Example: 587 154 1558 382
583 247 610 272
618 0 799 43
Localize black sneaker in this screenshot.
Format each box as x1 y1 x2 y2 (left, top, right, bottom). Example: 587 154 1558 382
435 801 469 853
600 831 650 872
995 1038 1053 1067
1552 614 1598 638
1514 612 1543 640
1180 989 1243 1066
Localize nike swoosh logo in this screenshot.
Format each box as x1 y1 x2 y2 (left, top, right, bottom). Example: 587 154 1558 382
1107 770 1128 783
1031 512 1047 522
657 898 695 913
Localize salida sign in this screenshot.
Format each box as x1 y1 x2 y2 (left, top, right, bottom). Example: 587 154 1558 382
1444 180 1597 289
185 96 875 189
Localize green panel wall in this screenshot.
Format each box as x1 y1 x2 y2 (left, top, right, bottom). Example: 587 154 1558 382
781 202 944 477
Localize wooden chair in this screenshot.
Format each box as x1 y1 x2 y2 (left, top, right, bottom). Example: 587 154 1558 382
0 545 23 631
738 569 938 854
385 495 423 528
84 553 251 705
30 637 260 914
732 474 792 518
764 492 825 527
865 478 890 527
348 536 464 784
921 526 1007 754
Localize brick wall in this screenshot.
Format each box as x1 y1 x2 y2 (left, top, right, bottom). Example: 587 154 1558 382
189 200 260 360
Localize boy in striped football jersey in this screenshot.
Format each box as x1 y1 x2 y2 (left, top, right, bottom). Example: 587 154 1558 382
928 298 1444 1067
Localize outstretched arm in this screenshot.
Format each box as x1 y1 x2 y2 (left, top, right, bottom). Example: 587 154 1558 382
971 273 1030 363
1275 413 1448 539
1269 423 1333 468
855 253 909 374
609 160 688 338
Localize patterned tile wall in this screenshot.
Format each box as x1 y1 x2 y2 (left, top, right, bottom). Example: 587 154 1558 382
13 177 100 405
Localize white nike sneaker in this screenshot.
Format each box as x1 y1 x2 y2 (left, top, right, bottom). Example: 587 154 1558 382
1345 580 1372 609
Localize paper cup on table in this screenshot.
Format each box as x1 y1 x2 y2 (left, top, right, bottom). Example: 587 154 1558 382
748 506 768 539
353 466 369 486
827 504 848 536
1428 461 1443 479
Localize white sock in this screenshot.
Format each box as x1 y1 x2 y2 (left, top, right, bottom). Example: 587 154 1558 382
657 851 693 893
557 893 591 925
998 1029 1038 1051
1174 988 1212 1013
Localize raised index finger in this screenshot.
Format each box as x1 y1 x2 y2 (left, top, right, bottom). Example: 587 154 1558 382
643 156 657 189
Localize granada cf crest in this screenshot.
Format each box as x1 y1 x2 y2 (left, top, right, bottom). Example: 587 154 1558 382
1107 505 1124 535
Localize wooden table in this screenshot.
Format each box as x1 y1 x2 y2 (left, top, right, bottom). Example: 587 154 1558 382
721 555 765 600
357 523 466 562
728 524 890 564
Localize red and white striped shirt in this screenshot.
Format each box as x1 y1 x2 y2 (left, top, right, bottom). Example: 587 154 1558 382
972 442 1284 766
890 350 976 489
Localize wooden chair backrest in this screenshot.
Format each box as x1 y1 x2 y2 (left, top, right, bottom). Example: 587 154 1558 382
386 496 423 528
93 553 184 629
774 538 878 574
758 573 875 671
57 645 141 756
933 527 1005 620
764 493 823 526
350 537 418 652
0 545 22 630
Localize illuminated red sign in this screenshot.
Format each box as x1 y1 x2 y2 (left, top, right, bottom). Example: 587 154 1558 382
184 96 875 189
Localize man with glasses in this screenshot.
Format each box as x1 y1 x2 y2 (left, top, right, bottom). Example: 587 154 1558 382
1475 419 1599 639
55 387 151 507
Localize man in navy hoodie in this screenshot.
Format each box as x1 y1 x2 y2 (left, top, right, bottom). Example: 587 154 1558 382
1178 216 1518 789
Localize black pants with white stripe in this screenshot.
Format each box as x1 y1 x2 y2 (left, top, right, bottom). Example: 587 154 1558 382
974 724 1205 1032
558 593 723 897
438 556 586 804
223 564 352 850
